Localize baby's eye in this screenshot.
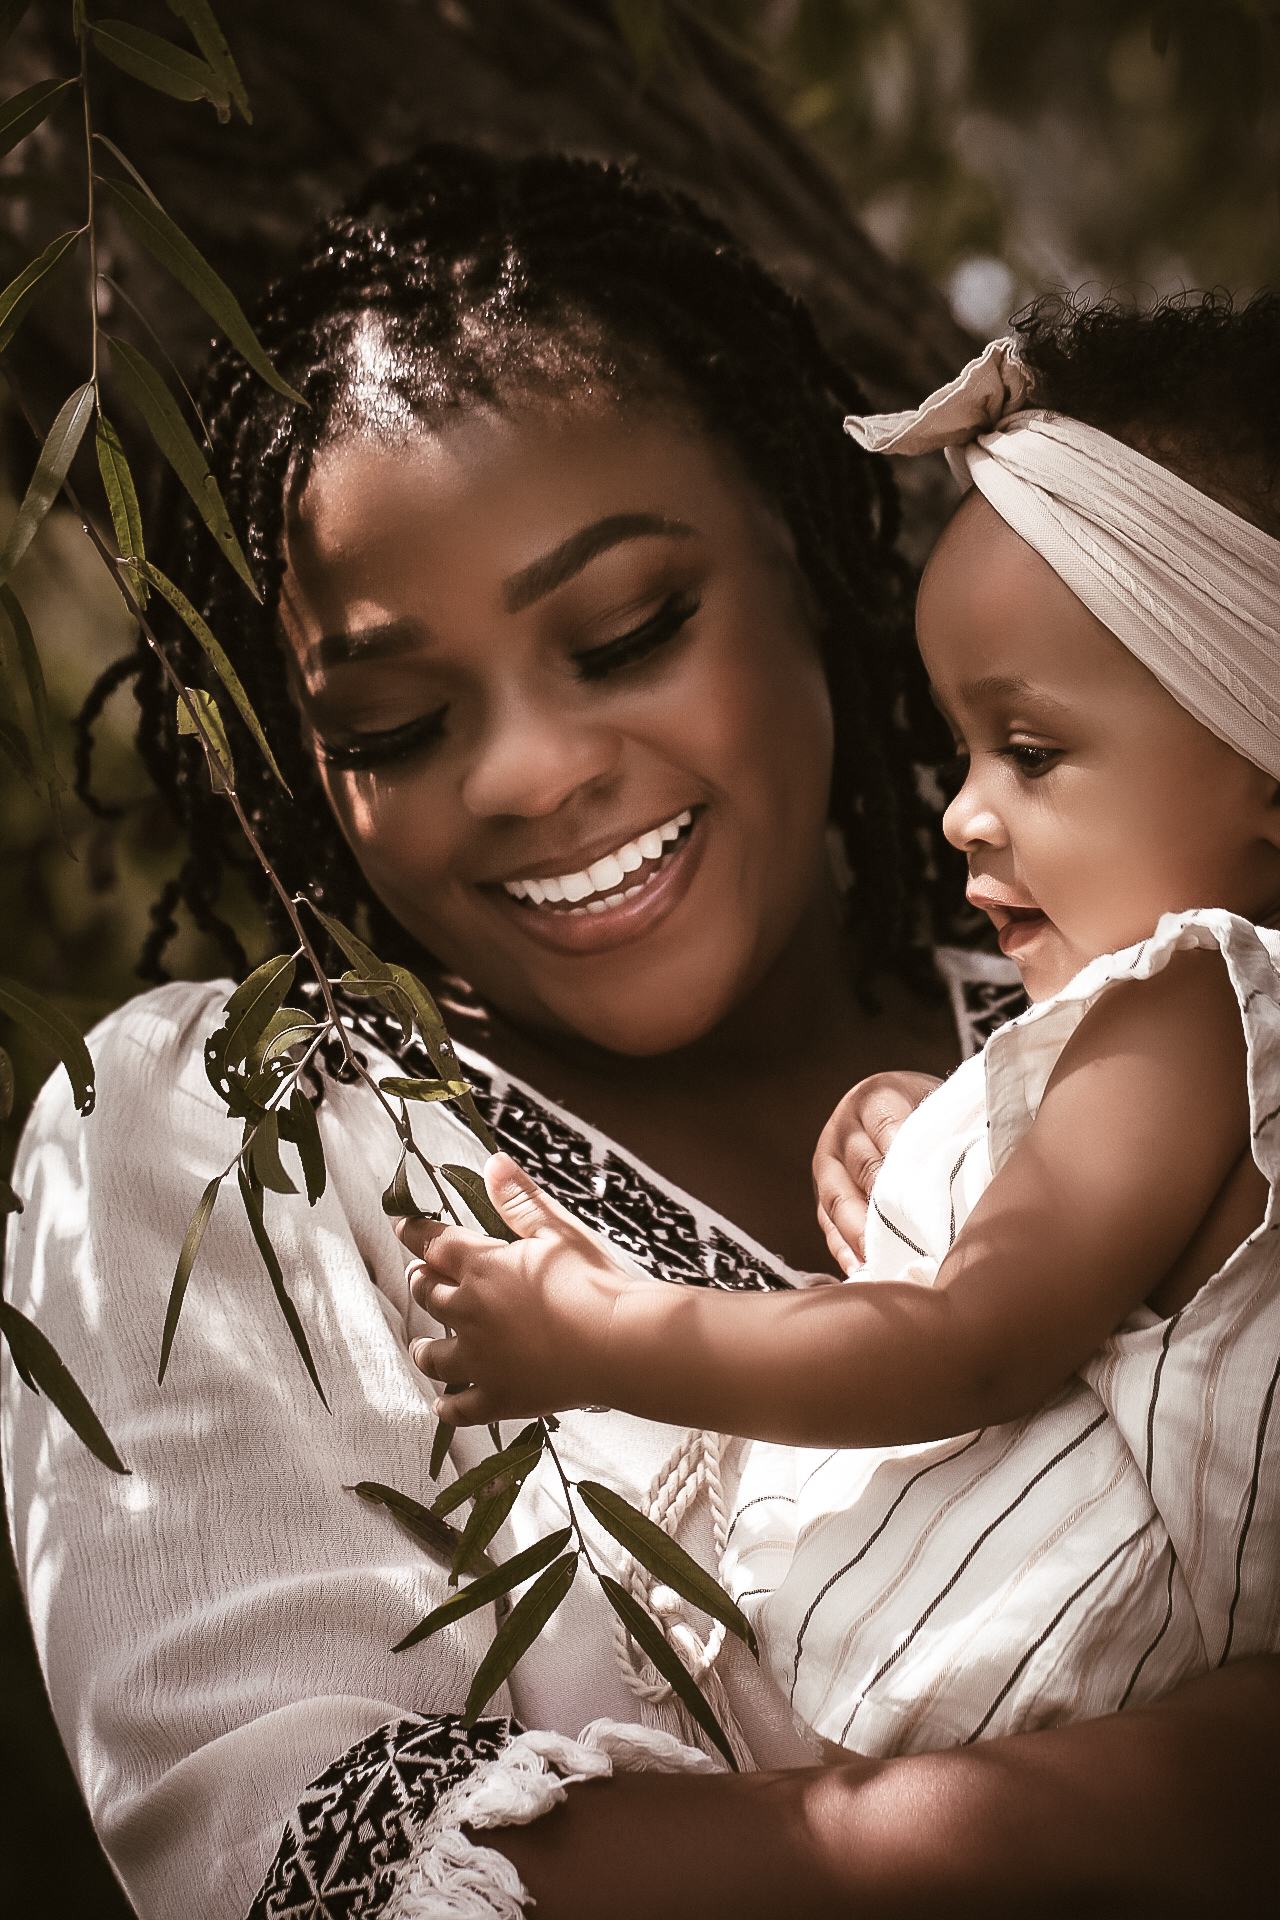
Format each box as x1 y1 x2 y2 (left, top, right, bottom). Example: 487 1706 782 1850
1001 744 1059 778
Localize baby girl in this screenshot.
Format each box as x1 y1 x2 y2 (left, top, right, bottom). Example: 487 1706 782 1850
407 295 1280 1757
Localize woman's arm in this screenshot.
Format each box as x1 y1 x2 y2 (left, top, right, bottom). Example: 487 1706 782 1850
485 1657 1279 1918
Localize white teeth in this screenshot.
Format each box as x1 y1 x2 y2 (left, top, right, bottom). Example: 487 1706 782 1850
503 808 694 909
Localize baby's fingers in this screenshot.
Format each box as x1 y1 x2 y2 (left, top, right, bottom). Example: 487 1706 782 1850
411 1333 471 1384
817 1200 863 1275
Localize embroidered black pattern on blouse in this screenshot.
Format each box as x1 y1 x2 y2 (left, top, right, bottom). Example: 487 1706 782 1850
322 992 792 1293
246 1714 513 1919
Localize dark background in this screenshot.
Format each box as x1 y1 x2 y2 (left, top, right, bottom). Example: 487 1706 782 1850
2 3 1278 1911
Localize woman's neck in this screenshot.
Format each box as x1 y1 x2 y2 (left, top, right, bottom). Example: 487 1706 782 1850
446 886 957 1273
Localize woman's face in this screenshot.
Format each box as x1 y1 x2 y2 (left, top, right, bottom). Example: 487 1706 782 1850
279 401 834 1054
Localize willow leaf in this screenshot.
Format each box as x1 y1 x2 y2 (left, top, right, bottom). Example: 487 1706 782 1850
577 1480 758 1658
599 1576 737 1770
251 1007 320 1071
99 181 302 401
312 908 384 976
163 0 250 121
108 339 257 598
246 1110 297 1196
237 1169 327 1406
135 561 288 788
0 383 94 588
94 412 147 600
93 133 162 208
349 1479 492 1577
381 1151 429 1221
378 1075 468 1104
0 1300 128 1473
429 1414 454 1482
176 686 233 791
463 1554 578 1722
0 976 93 1114
0 1 33 55
441 1163 517 1243
0 78 77 158
0 711 38 791
277 1088 325 1205
390 967 495 1151
0 229 78 354
158 1173 221 1382
394 1527 573 1653
88 20 228 117
0 585 61 791
221 955 295 1067
0 1041 13 1120
451 1478 522 1584
431 1423 545 1519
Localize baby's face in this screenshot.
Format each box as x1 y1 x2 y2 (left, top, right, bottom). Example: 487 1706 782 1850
917 493 1280 1001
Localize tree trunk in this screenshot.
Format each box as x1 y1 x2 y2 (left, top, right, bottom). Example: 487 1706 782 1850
4 0 972 551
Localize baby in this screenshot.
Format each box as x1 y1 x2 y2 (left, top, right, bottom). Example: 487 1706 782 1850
409 295 1280 1757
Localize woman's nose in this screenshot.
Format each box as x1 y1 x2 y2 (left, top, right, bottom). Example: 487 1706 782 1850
942 765 1008 854
459 692 622 820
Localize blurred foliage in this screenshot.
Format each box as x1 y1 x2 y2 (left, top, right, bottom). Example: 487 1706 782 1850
706 0 1280 330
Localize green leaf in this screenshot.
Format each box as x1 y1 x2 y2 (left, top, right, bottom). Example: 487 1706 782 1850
429 1414 454 1482
381 1150 432 1221
599 1575 738 1770
349 1479 494 1577
0 1 33 56
0 585 63 793
431 1423 545 1519
176 686 233 792
88 20 229 118
0 383 94 588
108 338 259 599
249 1007 320 1071
0 1300 128 1473
0 1041 13 1120
441 1163 517 1243
158 1173 221 1382
577 1481 758 1659
463 1553 578 1721
390 968 496 1151
134 560 288 789
245 1110 297 1195
0 228 79 355
278 1087 326 1205
237 1168 328 1406
611 0 676 78
94 412 147 601
0 977 94 1114
163 0 250 122
0 78 77 159
98 181 303 402
221 954 295 1067
378 1075 470 1104
394 1527 573 1653
451 1478 522 1584
93 133 163 208
312 908 385 976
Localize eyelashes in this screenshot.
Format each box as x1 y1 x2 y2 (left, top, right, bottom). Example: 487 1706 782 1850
315 591 701 772
319 705 448 772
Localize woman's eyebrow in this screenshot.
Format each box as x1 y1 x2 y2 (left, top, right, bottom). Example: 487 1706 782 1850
307 618 430 671
502 513 696 613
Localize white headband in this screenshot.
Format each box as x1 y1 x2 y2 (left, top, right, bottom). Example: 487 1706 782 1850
845 338 1280 781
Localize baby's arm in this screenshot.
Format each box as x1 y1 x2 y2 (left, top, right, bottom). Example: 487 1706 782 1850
412 950 1260 1443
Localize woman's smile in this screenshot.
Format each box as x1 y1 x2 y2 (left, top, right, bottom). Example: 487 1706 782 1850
279 403 835 1053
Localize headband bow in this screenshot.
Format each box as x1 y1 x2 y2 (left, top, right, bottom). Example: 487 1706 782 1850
845 339 1280 782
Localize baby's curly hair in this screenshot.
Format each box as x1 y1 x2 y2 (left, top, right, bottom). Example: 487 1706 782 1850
1015 289 1280 537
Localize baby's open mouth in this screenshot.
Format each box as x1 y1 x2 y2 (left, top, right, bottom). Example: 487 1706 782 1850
499 809 695 916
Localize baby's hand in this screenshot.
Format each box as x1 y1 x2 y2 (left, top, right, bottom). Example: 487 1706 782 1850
813 1071 942 1271
403 1152 645 1425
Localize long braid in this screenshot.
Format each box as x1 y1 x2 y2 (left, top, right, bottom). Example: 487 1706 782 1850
111 144 955 985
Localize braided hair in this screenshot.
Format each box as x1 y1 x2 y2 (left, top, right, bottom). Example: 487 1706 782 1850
79 144 951 990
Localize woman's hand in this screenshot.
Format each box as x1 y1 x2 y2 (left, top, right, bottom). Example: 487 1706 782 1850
813 1071 942 1271
402 1153 648 1425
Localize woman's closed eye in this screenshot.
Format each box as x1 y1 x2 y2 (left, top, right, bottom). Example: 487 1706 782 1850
571 590 700 682
318 704 449 772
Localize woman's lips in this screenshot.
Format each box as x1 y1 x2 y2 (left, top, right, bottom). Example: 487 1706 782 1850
487 810 705 956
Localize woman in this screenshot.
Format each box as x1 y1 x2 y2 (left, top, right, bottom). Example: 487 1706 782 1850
3 147 1274 1918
